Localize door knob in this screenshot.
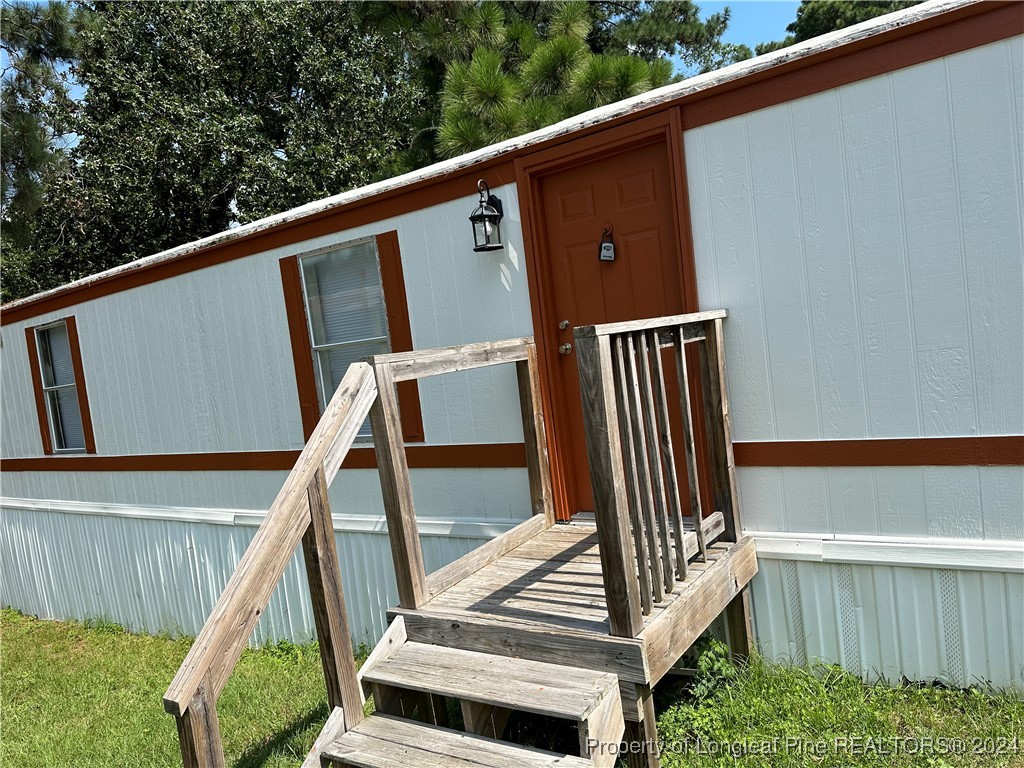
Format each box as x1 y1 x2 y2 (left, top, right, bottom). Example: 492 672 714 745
559 343 573 355
558 320 570 330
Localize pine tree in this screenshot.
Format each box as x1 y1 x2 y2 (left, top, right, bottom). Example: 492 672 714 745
365 1 748 162
1 1 80 229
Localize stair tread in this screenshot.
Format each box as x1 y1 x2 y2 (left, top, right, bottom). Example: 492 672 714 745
321 713 591 768
361 641 618 720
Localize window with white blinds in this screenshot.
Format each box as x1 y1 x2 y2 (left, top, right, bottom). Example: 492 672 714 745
299 238 391 437
35 320 87 451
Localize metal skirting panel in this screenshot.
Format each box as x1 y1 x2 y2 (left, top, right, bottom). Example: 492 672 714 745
0 503 515 648
6 501 1023 690
749 557 1024 690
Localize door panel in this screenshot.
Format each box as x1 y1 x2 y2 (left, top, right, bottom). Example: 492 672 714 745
539 139 684 511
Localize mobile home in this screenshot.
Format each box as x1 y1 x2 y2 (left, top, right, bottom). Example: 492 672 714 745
2 2 1022 761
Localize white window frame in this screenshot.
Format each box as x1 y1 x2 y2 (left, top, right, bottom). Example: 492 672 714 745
297 236 393 441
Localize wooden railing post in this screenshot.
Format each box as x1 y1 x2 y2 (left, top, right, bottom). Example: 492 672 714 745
634 331 676 594
701 319 754 657
516 345 555 525
575 329 644 638
369 360 428 609
370 337 546 604
698 318 740 541
302 465 365 723
175 682 224 768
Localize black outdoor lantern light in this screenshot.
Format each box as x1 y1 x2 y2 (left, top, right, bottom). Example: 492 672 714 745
469 179 504 252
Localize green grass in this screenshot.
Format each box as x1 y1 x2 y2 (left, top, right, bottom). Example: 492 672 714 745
2 611 1021 767
655 639 1024 768
1 609 336 767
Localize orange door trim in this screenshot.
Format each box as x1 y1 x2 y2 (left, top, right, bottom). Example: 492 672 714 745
516 112 700 519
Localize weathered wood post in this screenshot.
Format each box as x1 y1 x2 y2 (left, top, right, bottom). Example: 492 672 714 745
369 359 428 609
574 327 644 639
698 317 751 656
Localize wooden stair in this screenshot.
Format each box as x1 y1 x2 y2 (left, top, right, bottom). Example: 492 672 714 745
310 615 624 767
320 714 592 768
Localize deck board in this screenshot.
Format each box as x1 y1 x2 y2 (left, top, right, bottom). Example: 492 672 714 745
395 526 758 720
421 518 734 636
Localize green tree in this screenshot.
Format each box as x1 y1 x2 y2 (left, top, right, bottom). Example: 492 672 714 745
756 0 922 55
4 1 423 302
3 1 747 303
366 1 749 163
1 1 80 234
1 1 87 301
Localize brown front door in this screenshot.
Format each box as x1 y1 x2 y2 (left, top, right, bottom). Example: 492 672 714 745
531 133 685 512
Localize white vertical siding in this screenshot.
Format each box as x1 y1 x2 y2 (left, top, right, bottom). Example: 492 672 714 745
0 468 531 522
0 183 532 458
686 38 1023 688
0 185 535 644
686 38 1024 443
739 466 1024 540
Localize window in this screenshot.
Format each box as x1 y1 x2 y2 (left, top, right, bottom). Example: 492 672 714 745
280 231 423 443
300 239 390 436
25 317 96 454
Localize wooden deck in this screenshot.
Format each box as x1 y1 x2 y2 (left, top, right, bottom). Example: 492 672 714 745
165 319 756 768
391 516 757 721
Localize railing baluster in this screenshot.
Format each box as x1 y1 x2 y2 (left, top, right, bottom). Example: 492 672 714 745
674 327 707 560
612 335 653 614
623 333 665 603
302 465 365 723
636 332 676 595
647 330 688 580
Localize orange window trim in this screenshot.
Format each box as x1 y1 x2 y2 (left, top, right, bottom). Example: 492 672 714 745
279 230 424 443
279 256 322 438
24 316 97 455
376 230 425 442
24 326 52 455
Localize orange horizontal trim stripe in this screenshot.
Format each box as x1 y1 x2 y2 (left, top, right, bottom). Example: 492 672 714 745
3 437 1018 473
0 443 529 472
734 436 1024 467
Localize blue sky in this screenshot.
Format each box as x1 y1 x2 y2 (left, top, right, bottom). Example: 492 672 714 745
701 0 802 50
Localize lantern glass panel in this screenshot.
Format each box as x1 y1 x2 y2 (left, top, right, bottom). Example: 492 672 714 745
473 218 487 249
485 218 501 248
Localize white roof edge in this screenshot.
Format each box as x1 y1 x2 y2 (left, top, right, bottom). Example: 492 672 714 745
3 0 978 313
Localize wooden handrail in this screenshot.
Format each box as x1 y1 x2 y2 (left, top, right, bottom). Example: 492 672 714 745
574 310 726 339
163 362 377 767
367 336 554 610
574 311 738 639
374 335 533 382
